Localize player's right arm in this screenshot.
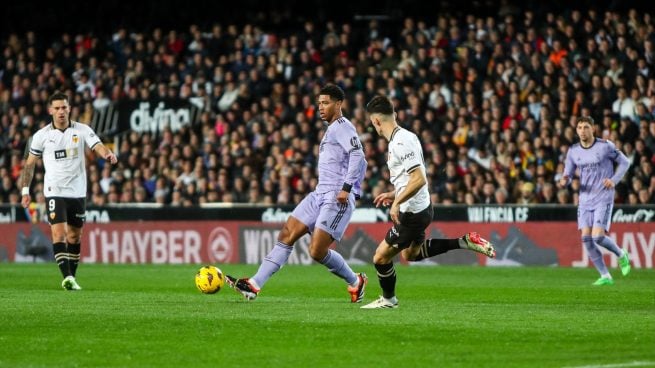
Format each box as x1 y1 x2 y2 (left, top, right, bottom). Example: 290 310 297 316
19 153 39 208
373 191 395 207
558 147 576 188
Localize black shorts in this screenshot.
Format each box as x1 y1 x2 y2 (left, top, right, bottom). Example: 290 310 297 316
384 205 433 249
45 197 86 227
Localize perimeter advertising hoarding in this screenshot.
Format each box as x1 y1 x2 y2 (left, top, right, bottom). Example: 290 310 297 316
3 221 653 269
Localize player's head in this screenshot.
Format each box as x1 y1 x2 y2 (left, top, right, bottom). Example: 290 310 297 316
576 116 595 127
575 116 595 143
48 91 69 106
366 95 395 136
47 91 71 125
317 84 345 123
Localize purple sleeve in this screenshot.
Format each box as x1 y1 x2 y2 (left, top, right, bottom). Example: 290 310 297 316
608 143 630 185
563 147 576 185
336 124 366 192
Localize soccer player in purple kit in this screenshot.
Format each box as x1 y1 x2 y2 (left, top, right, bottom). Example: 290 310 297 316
226 84 368 302
558 116 631 286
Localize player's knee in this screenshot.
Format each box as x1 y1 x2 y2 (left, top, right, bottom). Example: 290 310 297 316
309 246 327 261
67 234 82 244
403 252 419 262
277 225 291 243
373 252 392 265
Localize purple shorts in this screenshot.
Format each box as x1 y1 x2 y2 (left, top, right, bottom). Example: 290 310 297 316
577 203 613 231
291 190 355 241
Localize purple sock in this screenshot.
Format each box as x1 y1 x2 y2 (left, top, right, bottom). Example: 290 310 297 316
251 241 293 288
583 236 609 276
320 249 358 285
593 236 622 257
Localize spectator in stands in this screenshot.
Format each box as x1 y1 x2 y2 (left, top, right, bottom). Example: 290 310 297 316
1 5 654 210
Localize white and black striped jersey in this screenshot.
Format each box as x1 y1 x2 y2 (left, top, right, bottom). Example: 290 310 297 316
29 121 101 198
387 127 430 213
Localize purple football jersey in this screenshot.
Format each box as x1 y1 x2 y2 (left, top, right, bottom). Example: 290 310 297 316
563 138 630 209
315 117 367 196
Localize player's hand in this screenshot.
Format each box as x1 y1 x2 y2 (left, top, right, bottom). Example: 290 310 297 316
373 192 394 207
389 202 400 224
602 178 615 189
336 190 349 204
105 151 118 164
21 194 31 208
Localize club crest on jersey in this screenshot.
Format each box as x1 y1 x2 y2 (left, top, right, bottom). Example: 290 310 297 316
72 135 79 144
350 136 360 149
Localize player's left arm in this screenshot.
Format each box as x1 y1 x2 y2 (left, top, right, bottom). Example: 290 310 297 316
92 143 118 164
83 126 118 164
604 142 630 189
336 125 367 203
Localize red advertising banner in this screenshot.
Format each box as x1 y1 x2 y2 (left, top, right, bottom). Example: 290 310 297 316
1 221 653 268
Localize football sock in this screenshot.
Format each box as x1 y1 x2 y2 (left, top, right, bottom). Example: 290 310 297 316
319 249 358 285
592 236 623 257
375 262 396 299
251 241 293 288
583 236 609 276
411 238 460 261
67 243 81 277
53 242 71 277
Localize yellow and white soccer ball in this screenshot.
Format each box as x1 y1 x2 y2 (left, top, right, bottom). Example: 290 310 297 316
195 265 225 294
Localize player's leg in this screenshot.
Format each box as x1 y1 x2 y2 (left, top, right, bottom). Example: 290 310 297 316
51 223 70 277
250 215 308 289
64 225 83 290
361 239 401 309
65 198 86 279
312 192 366 302
590 203 630 276
408 232 496 261
226 194 314 299
362 208 431 309
46 197 73 285
579 209 613 285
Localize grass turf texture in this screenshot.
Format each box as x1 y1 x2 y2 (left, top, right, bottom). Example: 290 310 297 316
0 264 653 368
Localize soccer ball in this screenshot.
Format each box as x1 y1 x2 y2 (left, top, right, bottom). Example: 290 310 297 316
195 265 225 294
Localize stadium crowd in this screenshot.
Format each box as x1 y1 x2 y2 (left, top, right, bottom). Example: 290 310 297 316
1 6 654 209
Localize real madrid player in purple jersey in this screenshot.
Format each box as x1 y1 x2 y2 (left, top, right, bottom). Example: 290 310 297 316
19 91 117 290
226 84 368 302
361 95 496 309
558 116 631 286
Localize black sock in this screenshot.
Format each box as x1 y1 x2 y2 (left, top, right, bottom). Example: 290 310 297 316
375 262 396 299
412 238 461 261
68 243 81 277
53 242 71 277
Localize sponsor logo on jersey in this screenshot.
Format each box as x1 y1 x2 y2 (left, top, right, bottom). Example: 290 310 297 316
54 149 67 159
400 152 415 161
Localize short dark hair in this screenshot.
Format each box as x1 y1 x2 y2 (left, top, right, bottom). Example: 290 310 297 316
366 95 394 116
48 91 69 106
318 84 345 101
577 116 595 125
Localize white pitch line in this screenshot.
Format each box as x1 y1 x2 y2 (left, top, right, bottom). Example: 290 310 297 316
563 361 655 368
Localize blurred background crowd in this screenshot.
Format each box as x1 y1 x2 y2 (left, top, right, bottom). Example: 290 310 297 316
0 0 653 208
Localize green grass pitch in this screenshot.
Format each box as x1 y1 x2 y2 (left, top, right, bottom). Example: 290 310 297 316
0 263 653 368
